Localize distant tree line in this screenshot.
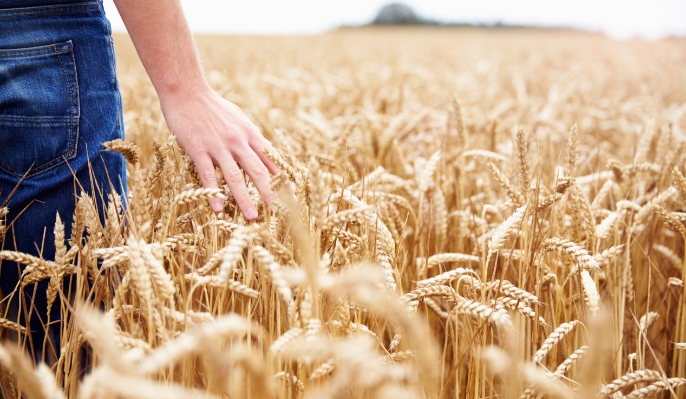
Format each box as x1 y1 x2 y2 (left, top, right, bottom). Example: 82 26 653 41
372 3 424 25
370 2 577 30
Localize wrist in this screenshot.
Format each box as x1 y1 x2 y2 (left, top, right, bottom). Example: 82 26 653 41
157 82 224 136
156 77 213 105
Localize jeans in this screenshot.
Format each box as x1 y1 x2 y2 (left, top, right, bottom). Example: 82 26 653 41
0 0 125 362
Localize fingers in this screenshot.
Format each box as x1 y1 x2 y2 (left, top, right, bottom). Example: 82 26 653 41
186 110 282 219
252 139 281 176
235 149 273 206
218 157 258 220
193 154 224 213
250 138 295 195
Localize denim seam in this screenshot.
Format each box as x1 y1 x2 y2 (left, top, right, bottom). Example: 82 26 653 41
0 47 71 58
0 3 99 18
0 116 71 124
108 37 116 73
0 43 80 178
55 45 76 109
0 52 70 59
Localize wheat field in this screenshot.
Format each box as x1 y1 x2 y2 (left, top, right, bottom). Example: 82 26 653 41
1 27 686 398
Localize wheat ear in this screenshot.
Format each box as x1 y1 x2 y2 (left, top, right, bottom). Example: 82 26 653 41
515 128 531 199
103 138 140 165
416 268 479 288
540 237 599 272
580 270 600 316
624 378 686 399
487 205 527 265
427 253 480 268
532 321 579 364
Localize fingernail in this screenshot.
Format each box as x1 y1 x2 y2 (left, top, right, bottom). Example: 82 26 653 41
210 201 223 213
246 206 258 220
289 181 296 193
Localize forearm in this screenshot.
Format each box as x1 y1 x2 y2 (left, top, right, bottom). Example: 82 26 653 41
112 0 210 98
110 1 280 219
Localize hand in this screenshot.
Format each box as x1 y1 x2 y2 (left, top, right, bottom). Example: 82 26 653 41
159 86 280 220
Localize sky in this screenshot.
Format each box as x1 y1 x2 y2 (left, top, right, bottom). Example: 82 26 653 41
103 0 686 40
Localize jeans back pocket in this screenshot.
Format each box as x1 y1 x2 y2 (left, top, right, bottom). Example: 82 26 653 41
0 40 79 178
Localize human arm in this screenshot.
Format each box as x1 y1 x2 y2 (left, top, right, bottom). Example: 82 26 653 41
112 0 279 220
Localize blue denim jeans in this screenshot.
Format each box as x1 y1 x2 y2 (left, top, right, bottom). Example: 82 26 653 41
0 0 125 362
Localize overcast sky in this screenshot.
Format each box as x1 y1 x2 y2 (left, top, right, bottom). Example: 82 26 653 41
103 0 686 40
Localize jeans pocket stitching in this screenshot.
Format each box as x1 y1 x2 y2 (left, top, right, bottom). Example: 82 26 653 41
54 43 78 116
0 46 71 58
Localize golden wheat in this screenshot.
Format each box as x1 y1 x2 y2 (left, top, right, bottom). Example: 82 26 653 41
0 28 684 399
